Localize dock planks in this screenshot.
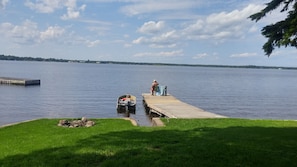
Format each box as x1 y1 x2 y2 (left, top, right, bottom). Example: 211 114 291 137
142 93 226 119
0 77 40 86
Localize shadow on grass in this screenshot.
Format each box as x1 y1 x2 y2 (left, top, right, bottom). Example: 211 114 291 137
1 126 297 167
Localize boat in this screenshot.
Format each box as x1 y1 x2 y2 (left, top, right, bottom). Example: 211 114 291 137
117 94 136 115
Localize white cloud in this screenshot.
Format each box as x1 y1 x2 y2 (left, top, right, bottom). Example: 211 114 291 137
269 49 297 57
151 30 178 43
40 26 65 41
133 4 264 49
137 21 165 34
61 7 80 20
86 40 100 47
134 50 183 57
61 4 86 20
133 30 178 48
0 22 12 30
120 0 199 16
230 52 258 58
25 0 86 20
150 43 176 48
25 0 62 13
0 0 9 9
0 20 40 43
193 53 208 59
0 20 101 48
132 36 148 44
0 20 65 44
248 25 258 33
182 4 264 41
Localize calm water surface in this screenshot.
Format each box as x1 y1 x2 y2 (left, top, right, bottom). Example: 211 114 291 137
1 61 297 126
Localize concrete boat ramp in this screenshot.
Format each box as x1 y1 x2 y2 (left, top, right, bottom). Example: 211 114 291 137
142 93 226 119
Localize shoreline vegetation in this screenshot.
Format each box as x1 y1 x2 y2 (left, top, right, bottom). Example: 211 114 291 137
1 54 296 70
1 118 297 166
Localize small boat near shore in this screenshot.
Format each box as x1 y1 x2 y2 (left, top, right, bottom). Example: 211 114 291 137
117 94 136 116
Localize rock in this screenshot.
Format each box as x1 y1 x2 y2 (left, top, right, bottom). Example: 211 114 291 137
86 120 95 127
71 120 82 127
58 120 70 127
81 117 87 122
58 117 95 128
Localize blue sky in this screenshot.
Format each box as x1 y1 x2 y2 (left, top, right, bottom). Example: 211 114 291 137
0 0 297 67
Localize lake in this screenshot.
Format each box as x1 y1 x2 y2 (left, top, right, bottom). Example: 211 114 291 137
1 60 297 126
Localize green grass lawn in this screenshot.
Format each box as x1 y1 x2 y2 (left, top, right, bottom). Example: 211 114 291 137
1 118 297 167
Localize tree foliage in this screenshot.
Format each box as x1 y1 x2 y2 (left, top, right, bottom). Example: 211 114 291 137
249 0 297 56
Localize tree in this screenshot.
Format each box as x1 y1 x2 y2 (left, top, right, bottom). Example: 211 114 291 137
249 0 297 56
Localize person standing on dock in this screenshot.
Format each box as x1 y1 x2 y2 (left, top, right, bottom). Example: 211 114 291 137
151 80 159 95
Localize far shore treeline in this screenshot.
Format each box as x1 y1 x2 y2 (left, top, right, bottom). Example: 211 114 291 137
1 54 296 70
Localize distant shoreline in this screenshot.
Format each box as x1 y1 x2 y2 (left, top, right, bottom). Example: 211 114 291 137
1 54 296 70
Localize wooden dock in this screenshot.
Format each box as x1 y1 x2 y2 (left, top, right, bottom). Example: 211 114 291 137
0 77 40 86
142 93 226 119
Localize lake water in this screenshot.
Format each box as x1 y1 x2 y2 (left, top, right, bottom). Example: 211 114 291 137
1 60 297 126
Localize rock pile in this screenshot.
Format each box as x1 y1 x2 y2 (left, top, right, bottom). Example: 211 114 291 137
58 117 95 128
